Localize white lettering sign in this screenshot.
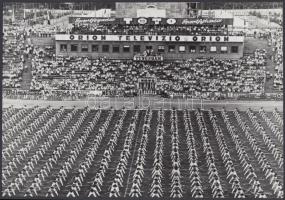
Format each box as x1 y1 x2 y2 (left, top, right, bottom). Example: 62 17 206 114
55 34 244 42
123 18 132 24
138 18 147 24
182 18 223 25
152 18 162 25
74 18 115 24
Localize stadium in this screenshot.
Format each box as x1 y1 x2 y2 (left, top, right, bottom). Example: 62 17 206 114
2 1 284 199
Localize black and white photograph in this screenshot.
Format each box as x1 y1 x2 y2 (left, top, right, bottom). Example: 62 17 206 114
2 1 284 199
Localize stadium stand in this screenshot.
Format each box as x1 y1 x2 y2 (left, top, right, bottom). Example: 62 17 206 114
24 48 267 98
2 5 283 100
69 23 233 36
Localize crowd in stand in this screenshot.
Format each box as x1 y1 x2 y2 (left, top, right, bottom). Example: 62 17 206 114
3 24 29 88
2 21 59 89
2 19 282 99
27 49 266 98
70 24 234 36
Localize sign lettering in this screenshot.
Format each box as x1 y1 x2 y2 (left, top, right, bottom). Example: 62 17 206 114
69 17 234 26
152 18 162 24
57 35 242 42
123 18 132 24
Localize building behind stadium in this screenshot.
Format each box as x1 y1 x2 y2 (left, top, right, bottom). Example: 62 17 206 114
54 2 245 60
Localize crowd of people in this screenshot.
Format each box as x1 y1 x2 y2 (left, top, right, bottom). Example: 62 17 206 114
149 109 165 197
2 105 283 198
108 110 139 197
129 109 152 197
70 24 234 36
84 110 127 198
269 29 283 91
233 108 283 198
2 15 282 100
28 48 266 99
3 24 29 88
2 20 60 89
221 108 283 198
208 109 246 198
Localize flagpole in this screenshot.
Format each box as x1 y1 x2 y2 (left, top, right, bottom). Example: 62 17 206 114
34 7 37 22
12 5 15 23
23 3 26 22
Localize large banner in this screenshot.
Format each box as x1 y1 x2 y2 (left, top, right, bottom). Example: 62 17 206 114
69 17 234 26
55 34 244 42
134 55 163 61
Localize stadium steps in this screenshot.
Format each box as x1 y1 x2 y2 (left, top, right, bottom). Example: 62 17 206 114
214 110 254 197
20 56 33 90
202 111 234 198
189 110 213 197
227 111 275 197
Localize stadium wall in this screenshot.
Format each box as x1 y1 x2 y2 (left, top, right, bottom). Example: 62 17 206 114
55 41 244 60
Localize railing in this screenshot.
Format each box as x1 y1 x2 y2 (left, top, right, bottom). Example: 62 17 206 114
59 30 242 36
3 89 283 101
